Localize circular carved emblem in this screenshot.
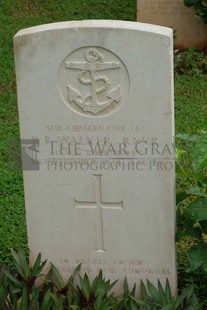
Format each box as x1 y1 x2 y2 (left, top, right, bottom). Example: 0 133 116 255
58 46 129 118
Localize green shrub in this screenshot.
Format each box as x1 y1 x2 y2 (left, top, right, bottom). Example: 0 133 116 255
184 0 207 24
174 49 207 76
176 129 207 303
0 250 205 309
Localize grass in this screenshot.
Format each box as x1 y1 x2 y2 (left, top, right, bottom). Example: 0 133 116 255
0 0 206 288
175 74 207 134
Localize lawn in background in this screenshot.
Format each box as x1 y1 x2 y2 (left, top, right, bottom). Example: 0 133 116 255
0 0 206 271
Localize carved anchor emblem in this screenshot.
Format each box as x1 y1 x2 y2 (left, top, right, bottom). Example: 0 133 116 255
65 48 121 115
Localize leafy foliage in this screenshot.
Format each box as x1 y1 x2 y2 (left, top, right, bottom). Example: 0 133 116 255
138 279 201 309
174 49 207 76
0 250 204 309
184 0 207 24
176 130 207 301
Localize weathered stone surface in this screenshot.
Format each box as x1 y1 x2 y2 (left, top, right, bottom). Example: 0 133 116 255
14 20 176 294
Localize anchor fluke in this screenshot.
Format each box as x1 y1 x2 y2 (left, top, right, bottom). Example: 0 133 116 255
68 86 82 103
107 86 121 103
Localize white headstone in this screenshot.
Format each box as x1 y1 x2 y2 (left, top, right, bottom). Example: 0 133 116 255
14 20 176 294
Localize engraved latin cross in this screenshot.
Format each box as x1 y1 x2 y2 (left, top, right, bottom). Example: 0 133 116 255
74 174 123 252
